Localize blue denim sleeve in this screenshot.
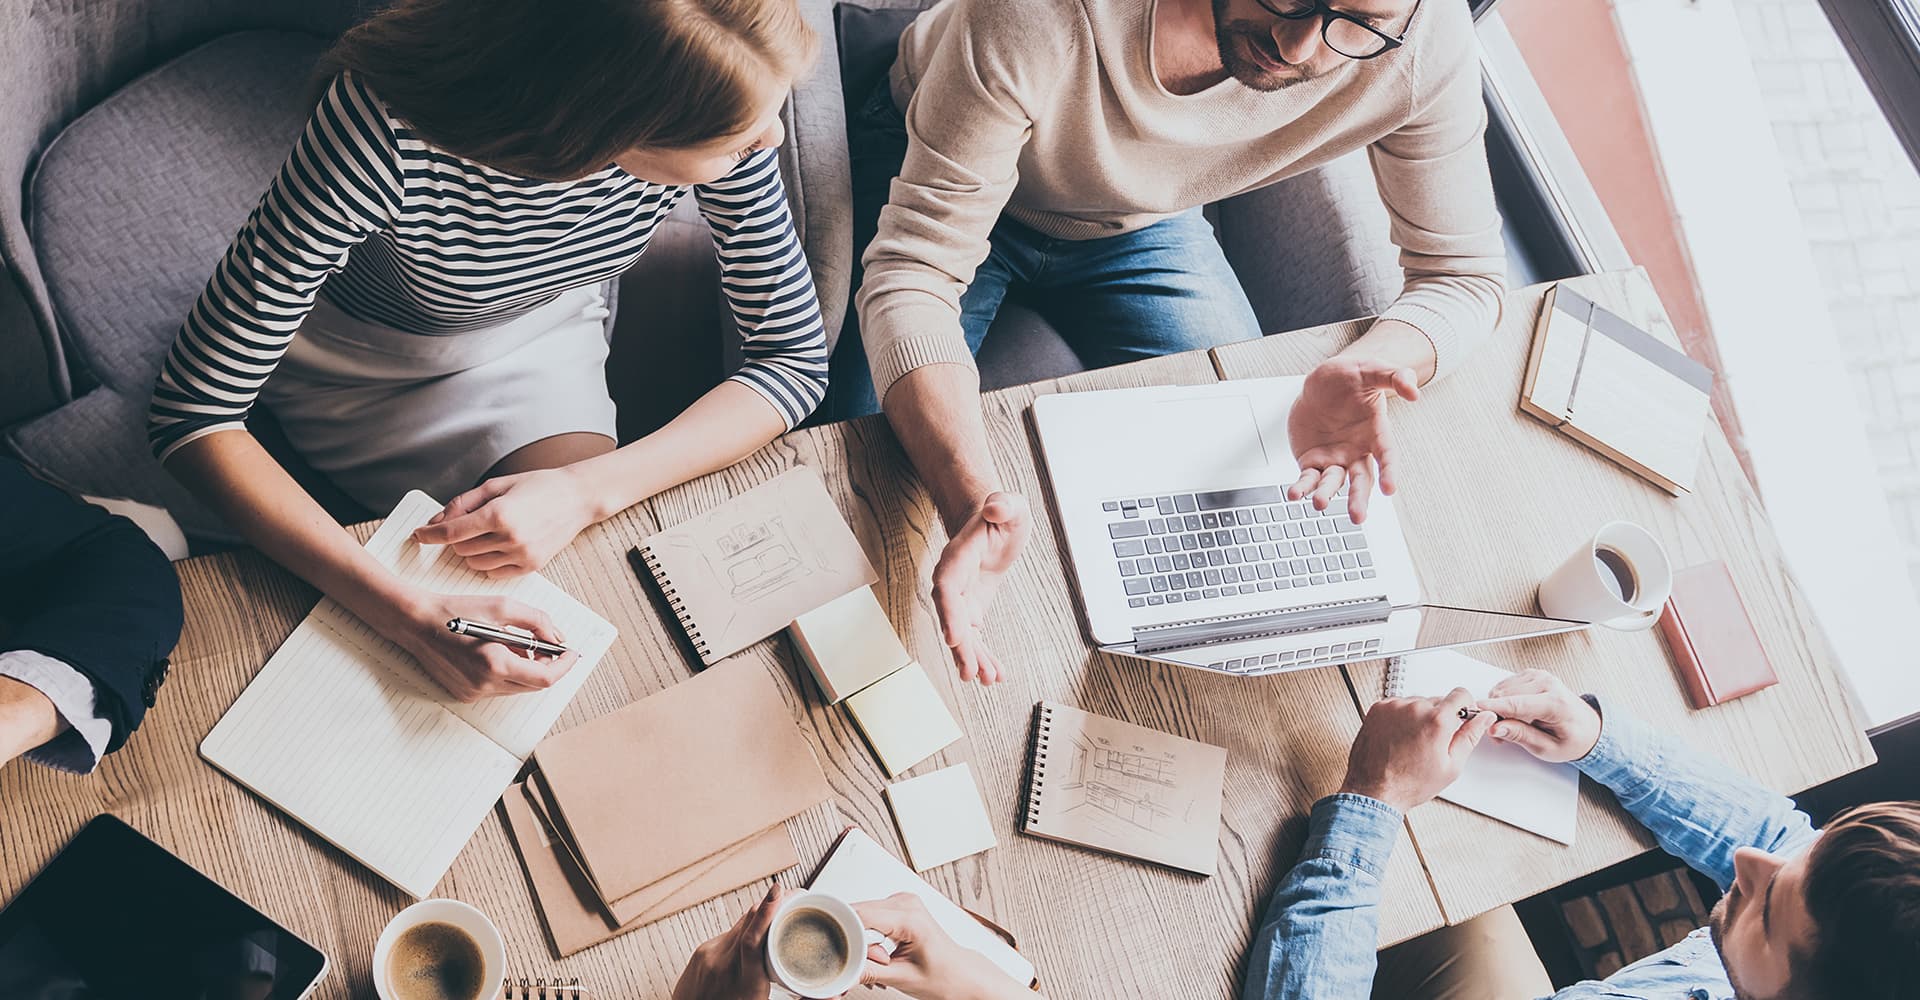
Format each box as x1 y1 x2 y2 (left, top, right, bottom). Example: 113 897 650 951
1243 793 1402 1000
1573 699 1820 891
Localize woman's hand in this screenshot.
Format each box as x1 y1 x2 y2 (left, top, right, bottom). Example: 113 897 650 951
855 893 1028 1000
376 592 577 703
411 467 603 577
672 885 785 1000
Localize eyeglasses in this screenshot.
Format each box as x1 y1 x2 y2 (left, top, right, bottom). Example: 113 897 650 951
1252 0 1425 60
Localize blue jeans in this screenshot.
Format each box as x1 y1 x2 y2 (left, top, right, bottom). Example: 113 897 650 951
826 75 1262 420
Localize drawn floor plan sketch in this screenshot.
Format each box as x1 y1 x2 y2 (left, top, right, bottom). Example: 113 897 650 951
709 515 810 603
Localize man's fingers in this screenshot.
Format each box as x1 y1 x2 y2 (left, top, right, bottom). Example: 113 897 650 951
1474 693 1560 721
1436 686 1476 717
1346 462 1374 523
1309 465 1346 508
1486 671 1553 700
740 885 784 953
1490 720 1559 757
1287 467 1321 502
1376 442 1398 496
1451 710 1497 757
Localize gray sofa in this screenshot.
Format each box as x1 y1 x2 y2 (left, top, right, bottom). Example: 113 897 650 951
0 0 1401 543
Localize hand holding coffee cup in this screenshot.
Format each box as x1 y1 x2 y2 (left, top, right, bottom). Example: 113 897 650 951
765 891 893 999
372 899 505 1000
1538 521 1672 631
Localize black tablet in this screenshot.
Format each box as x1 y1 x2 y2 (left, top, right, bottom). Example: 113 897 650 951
0 814 328 999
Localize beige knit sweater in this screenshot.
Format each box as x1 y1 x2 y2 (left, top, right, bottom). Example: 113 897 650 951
855 0 1506 402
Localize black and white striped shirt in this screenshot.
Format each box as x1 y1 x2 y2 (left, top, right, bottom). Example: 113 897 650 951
149 72 828 460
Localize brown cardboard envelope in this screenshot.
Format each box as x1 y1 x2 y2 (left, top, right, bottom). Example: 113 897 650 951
522 774 793 925
503 783 798 957
531 657 832 902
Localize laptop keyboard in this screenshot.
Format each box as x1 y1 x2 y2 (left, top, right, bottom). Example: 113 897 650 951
1104 485 1376 610
1208 636 1384 674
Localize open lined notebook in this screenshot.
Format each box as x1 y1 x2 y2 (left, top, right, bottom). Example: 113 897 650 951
201 492 618 898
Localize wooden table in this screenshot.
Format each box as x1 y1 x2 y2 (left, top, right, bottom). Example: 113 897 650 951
0 269 1873 999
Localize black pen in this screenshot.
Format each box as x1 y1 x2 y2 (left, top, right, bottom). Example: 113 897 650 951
446 617 569 656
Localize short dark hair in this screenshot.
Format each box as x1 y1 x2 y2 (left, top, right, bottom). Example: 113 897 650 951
1797 801 1920 1000
318 0 818 181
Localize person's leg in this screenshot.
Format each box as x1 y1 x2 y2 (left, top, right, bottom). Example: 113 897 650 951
486 432 616 479
1036 208 1264 369
1371 906 1555 1000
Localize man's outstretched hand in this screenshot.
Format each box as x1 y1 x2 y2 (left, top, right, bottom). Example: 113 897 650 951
931 492 1030 686
1287 356 1420 523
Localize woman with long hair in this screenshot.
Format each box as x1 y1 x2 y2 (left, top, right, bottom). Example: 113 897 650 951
150 0 827 701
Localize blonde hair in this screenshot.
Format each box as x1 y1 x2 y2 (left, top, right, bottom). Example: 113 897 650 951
320 0 818 180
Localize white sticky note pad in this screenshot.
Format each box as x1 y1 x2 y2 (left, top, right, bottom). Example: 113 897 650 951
884 763 998 872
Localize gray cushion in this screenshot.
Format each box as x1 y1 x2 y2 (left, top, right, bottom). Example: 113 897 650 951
29 30 327 395
9 30 350 540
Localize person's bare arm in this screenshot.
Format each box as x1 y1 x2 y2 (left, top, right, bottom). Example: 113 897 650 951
884 365 1029 685
166 431 574 701
0 677 63 767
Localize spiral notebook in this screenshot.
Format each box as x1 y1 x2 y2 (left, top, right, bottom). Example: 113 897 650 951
1020 702 1227 876
1384 651 1580 844
200 491 618 898
636 467 878 665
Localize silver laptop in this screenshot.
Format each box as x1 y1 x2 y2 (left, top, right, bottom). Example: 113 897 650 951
1031 377 1583 677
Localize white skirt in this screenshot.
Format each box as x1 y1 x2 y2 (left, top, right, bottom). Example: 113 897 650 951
260 283 618 512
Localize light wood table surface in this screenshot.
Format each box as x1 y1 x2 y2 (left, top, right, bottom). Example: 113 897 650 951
0 268 1872 999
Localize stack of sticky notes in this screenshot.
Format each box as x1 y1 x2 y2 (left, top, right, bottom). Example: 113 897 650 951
788 586 962 777
885 762 998 872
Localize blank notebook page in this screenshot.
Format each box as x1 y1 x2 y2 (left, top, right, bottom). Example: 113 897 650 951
313 490 618 759
200 618 522 898
201 491 617 898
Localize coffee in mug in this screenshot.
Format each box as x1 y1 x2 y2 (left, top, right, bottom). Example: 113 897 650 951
764 891 890 998
1592 545 1638 603
773 907 853 993
372 899 505 1000
1538 521 1672 631
387 921 486 1000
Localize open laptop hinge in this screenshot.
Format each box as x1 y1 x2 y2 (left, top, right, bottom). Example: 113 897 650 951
1130 596 1392 655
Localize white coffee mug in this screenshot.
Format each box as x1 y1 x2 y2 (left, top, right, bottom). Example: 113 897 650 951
371 898 506 1000
764 891 890 999
1537 520 1672 631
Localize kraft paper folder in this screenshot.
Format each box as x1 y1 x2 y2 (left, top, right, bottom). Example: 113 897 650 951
637 467 878 665
530 657 833 906
502 782 798 957
201 491 617 898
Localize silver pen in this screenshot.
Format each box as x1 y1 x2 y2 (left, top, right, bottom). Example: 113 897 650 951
446 617 569 656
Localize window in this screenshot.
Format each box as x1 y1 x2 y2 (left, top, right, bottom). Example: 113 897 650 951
1478 0 1920 729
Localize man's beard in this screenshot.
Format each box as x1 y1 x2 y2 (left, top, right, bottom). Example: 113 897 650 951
1211 0 1315 91
1707 897 1758 1000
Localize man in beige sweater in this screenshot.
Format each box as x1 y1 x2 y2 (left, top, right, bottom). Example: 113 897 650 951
833 0 1505 685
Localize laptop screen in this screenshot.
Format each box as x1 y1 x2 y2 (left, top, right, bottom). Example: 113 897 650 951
1112 603 1586 677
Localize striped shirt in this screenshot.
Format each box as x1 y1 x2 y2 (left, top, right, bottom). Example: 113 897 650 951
149 72 828 461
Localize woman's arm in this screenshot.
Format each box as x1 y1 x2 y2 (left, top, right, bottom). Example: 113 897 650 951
420 149 827 572
155 75 574 700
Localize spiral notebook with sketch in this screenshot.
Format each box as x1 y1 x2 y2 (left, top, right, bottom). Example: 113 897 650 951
1020 702 1227 876
200 491 618 898
636 467 878 665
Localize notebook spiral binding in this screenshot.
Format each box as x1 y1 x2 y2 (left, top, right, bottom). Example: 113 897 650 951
501 977 590 1000
1382 656 1408 699
1022 703 1055 828
638 544 713 661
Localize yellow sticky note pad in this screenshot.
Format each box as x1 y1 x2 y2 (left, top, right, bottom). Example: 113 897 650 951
789 585 912 703
885 762 997 872
844 662 962 777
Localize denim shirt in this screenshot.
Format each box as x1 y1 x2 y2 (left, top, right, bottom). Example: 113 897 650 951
1242 704 1821 1000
